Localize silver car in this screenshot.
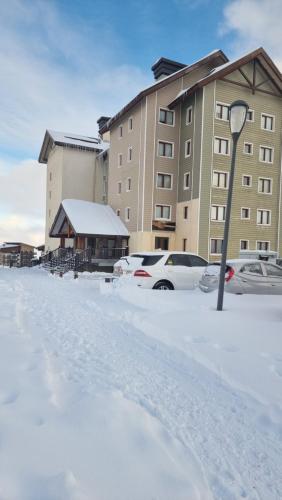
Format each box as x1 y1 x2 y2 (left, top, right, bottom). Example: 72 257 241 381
199 259 282 295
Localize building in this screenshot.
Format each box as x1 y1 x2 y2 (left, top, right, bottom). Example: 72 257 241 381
100 47 282 261
38 130 109 251
40 47 282 262
0 242 35 267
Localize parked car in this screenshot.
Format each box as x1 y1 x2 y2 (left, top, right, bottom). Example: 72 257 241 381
199 259 282 295
113 251 208 290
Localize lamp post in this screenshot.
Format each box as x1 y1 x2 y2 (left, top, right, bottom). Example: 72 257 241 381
217 100 249 311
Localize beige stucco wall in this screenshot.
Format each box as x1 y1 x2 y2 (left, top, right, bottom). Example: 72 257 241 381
129 231 176 253
175 199 199 253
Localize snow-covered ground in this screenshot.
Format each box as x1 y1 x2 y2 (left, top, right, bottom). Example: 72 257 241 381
0 267 282 500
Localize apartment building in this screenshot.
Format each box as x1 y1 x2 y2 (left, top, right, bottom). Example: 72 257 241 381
39 130 109 251
100 48 282 261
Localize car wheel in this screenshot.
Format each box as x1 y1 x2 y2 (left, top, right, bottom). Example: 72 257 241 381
153 280 174 290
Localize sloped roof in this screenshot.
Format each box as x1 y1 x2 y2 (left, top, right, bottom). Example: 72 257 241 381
50 200 129 237
38 130 109 164
169 47 282 108
100 49 228 133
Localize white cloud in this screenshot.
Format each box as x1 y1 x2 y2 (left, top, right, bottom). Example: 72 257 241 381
0 159 46 246
221 0 282 69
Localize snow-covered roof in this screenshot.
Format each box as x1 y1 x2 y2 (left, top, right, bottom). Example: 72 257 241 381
57 200 129 237
38 130 109 163
0 243 19 249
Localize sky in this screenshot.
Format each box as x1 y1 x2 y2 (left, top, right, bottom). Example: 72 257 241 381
0 0 282 246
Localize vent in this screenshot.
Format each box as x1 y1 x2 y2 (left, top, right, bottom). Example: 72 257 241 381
151 57 186 80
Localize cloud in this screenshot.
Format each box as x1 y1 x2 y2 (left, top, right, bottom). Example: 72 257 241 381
221 0 282 69
0 159 46 246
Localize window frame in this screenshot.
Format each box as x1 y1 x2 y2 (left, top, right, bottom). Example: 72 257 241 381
157 140 174 159
119 125 123 138
158 107 175 127
215 101 230 121
212 170 228 189
117 181 122 194
241 207 251 220
243 142 253 155
258 177 272 195
184 172 190 190
242 175 252 188
259 145 274 164
257 209 271 226
128 117 133 132
126 177 132 192
155 204 172 221
156 172 173 190
185 139 192 158
211 204 226 222
125 207 130 222
214 136 230 156
256 240 270 251
186 106 193 125
261 113 275 132
118 153 123 167
128 147 132 162
246 109 254 122
240 240 249 251
210 238 223 255
183 206 189 220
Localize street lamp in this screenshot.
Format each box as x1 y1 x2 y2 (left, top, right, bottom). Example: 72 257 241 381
217 100 249 311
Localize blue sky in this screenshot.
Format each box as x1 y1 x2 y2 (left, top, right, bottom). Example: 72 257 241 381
0 0 281 244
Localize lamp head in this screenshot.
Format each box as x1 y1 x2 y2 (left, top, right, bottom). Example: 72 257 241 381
229 100 249 137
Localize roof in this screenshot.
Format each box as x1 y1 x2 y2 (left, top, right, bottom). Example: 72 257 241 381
100 49 228 133
50 200 129 237
38 130 109 164
169 47 282 108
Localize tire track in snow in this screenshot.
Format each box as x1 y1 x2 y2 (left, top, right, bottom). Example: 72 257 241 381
18 271 282 500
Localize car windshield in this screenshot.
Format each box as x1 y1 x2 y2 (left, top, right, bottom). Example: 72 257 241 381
131 254 164 266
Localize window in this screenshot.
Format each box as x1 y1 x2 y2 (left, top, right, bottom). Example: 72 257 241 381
125 207 130 221
261 113 274 131
158 141 173 158
117 181 122 194
241 263 263 275
240 240 249 250
119 125 123 138
257 209 271 225
185 139 192 157
213 171 228 188
186 106 193 125
242 175 252 187
244 142 253 155
211 205 226 222
49 172 52 181
259 146 273 163
128 147 132 162
257 241 269 251
155 237 169 250
155 204 171 220
184 172 190 189
165 254 191 267
183 238 187 251
215 102 229 121
210 239 223 254
258 177 272 194
184 206 188 220
156 173 172 189
246 109 254 121
264 264 282 277
128 117 133 131
189 255 207 267
118 153 123 167
116 209 120 216
214 137 229 155
241 207 250 220
126 178 131 191
159 108 174 126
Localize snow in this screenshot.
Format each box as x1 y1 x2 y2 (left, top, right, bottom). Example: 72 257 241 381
62 199 129 236
48 130 108 152
0 267 282 499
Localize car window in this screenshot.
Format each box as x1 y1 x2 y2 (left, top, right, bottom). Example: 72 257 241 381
165 254 191 267
240 263 263 275
131 254 163 266
263 263 282 277
189 255 207 267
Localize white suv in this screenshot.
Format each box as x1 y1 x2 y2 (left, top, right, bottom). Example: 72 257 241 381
113 251 208 290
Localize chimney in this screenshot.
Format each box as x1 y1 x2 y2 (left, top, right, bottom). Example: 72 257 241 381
97 116 111 133
151 57 186 81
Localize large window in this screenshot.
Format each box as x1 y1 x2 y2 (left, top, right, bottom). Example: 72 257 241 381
257 241 269 251
156 173 172 189
214 137 229 155
155 237 169 250
259 146 273 163
261 113 274 131
155 204 171 220
159 108 174 126
258 177 272 194
158 141 173 158
257 209 271 225
215 102 229 121
213 171 228 188
210 239 223 254
211 205 226 221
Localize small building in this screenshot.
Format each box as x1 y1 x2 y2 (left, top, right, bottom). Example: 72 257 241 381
0 242 35 267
